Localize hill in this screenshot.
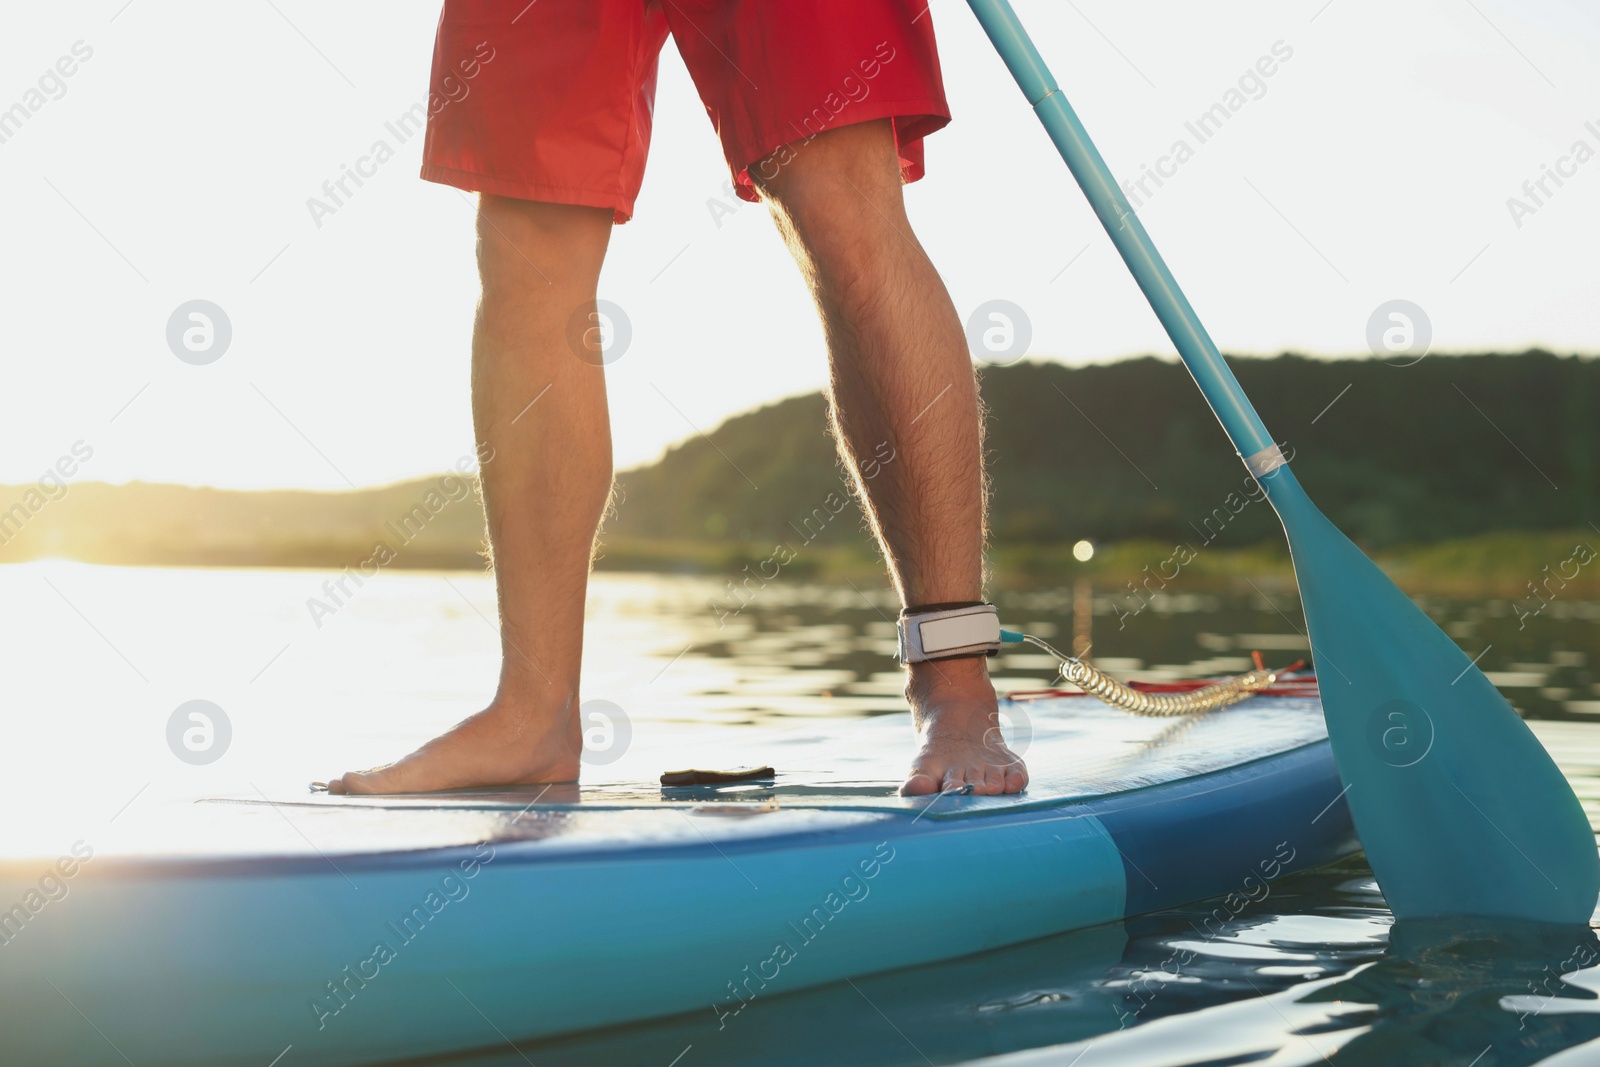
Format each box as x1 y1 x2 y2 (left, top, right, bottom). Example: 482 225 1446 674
2 352 1595 584
609 350 1599 550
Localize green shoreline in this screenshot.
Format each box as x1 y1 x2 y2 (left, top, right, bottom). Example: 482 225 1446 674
18 528 1591 603
601 529 1600 600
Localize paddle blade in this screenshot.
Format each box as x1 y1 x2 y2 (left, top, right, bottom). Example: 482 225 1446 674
1266 471 1598 922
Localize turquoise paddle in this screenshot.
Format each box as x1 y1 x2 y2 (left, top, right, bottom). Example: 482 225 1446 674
966 0 1597 922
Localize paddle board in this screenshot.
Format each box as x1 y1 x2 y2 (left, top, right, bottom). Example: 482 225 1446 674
0 677 1356 1066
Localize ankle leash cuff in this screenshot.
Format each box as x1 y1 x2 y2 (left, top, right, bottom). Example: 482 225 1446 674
896 602 1001 664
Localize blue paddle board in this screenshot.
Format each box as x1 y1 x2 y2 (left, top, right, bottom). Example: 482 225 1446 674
0 677 1355 1066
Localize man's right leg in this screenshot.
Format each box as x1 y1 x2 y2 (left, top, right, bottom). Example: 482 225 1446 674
328 196 614 794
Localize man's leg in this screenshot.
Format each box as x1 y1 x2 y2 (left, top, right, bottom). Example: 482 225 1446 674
755 120 1027 797
329 196 614 794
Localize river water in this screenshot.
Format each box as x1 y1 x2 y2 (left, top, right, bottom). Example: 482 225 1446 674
4 561 1598 1065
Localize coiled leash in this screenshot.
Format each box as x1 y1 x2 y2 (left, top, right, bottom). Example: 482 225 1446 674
898 602 1294 718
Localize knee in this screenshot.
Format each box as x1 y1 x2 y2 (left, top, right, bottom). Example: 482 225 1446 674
475 195 610 296
755 121 910 261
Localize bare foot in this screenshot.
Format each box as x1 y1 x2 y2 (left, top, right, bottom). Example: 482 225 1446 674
899 657 1028 797
326 698 580 795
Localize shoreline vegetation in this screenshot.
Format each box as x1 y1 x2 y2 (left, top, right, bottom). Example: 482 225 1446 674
3 352 1596 601
595 530 1600 600
5 527 1596 601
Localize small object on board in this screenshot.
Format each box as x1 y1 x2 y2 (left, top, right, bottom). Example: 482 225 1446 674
660 766 776 787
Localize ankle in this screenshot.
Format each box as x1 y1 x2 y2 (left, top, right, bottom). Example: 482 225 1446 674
491 678 577 715
905 655 995 705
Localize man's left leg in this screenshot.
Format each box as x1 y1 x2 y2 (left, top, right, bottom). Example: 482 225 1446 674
755 119 1027 797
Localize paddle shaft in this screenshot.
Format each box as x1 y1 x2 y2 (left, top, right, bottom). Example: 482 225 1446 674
965 0 1276 464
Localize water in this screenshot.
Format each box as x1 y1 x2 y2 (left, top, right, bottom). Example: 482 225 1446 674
4 562 1599 1065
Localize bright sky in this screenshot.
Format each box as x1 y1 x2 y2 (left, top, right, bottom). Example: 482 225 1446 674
3 0 1597 490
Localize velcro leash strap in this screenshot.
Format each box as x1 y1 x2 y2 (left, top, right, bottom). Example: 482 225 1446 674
897 602 1001 664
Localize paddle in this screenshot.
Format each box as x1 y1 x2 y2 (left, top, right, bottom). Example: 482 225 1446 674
966 0 1597 922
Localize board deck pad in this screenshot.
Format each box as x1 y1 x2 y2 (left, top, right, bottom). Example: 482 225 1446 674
285 691 1330 810
69 685 1332 867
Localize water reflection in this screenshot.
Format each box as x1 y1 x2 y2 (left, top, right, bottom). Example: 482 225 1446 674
682 577 1600 723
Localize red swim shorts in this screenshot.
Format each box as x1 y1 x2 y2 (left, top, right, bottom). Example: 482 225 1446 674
420 0 951 222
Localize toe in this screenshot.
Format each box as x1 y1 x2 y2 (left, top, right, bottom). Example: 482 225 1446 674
1003 763 1029 794
900 772 939 797
326 776 347 795
335 769 389 796
980 763 1007 796
940 768 969 794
